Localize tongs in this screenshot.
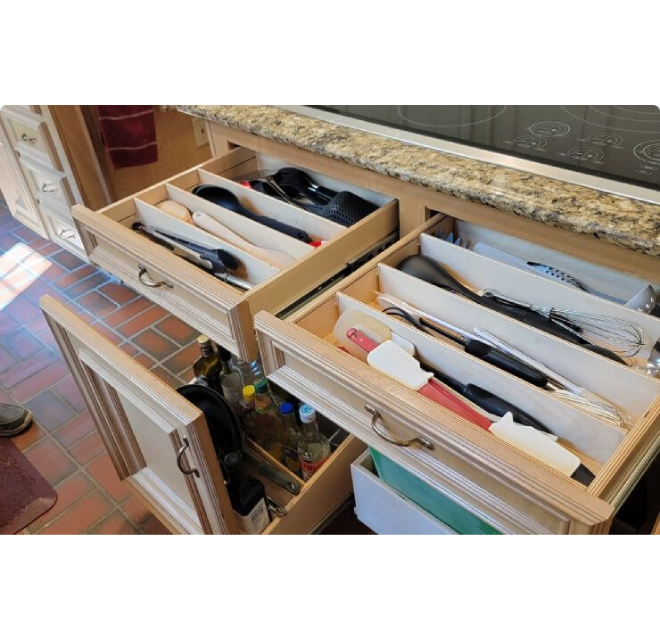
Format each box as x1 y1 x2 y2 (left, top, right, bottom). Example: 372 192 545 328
133 223 253 291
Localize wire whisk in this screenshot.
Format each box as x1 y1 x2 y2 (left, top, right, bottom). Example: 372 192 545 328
483 290 646 358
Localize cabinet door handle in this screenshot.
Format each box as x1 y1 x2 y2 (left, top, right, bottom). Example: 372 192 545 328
176 435 200 478
138 264 173 289
58 229 77 240
41 182 59 194
365 405 434 450
21 133 38 144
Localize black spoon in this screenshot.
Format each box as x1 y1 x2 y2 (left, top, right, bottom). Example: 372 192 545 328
397 255 626 365
273 168 337 205
192 185 312 243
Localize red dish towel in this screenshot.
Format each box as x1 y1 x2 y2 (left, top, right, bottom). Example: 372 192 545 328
96 105 158 169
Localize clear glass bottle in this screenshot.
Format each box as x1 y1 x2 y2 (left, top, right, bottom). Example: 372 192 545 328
254 378 283 460
221 371 243 415
232 359 255 388
279 403 300 476
239 385 257 441
297 405 331 480
193 336 221 391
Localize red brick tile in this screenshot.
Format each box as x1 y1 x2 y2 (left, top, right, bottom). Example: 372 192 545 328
52 265 97 290
35 242 63 258
120 343 156 369
104 297 153 328
12 421 46 451
87 321 122 345
0 344 18 373
5 296 42 323
99 282 138 305
1 327 43 360
11 360 70 403
141 516 172 535
0 316 20 337
88 511 138 535
51 375 86 413
27 472 96 532
25 314 50 336
117 305 168 337
12 225 39 243
77 291 117 318
132 329 179 361
0 348 58 387
36 262 67 282
155 316 199 346
69 431 106 465
149 366 182 389
22 279 58 305
163 341 199 375
53 412 96 448
65 273 109 299
122 495 152 526
40 491 114 535
25 389 76 431
51 250 85 271
86 453 131 503
25 438 77 486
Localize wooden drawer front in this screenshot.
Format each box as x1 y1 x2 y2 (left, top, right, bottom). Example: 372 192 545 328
73 146 399 361
255 217 660 535
2 114 60 169
42 211 86 260
20 156 73 207
40 295 365 535
352 450 456 535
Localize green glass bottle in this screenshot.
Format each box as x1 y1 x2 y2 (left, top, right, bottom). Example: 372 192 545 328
193 336 221 391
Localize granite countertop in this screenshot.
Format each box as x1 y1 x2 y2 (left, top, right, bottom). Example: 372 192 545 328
179 105 660 258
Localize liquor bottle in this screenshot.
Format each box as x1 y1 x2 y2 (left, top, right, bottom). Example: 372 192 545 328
218 346 233 378
240 385 258 441
193 336 221 391
297 405 331 480
254 378 283 460
279 403 300 475
229 476 270 535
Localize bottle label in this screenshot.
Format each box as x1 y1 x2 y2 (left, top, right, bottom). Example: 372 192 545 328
300 455 328 481
281 445 301 474
235 499 270 535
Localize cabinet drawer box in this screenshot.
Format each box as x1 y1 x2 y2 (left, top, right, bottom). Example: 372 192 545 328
255 216 660 535
42 211 87 261
20 156 73 208
1 107 61 169
41 296 367 535
73 146 399 361
352 450 456 535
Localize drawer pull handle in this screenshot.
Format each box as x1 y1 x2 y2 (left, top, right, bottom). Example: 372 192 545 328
176 435 200 478
138 264 173 289
58 229 77 240
41 182 59 194
366 405 434 450
21 133 38 144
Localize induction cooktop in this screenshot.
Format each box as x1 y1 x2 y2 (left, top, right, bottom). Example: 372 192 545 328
280 106 660 204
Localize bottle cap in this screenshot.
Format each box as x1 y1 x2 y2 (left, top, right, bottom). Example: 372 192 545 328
299 404 316 424
243 385 255 401
254 378 268 394
197 335 211 346
280 402 295 415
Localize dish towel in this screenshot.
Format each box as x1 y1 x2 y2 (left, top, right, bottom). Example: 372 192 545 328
96 105 158 169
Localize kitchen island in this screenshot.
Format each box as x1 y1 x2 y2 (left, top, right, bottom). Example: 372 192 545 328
179 105 660 266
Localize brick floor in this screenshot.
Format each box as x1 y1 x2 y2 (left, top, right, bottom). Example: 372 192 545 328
0 200 209 535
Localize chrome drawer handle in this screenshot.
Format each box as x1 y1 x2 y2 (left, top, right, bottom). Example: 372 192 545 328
21 133 38 144
176 435 200 478
366 405 434 450
41 182 59 194
58 229 77 240
138 264 173 289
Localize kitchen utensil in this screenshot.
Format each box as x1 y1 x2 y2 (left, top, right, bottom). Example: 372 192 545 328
437 231 468 248
192 211 295 270
156 200 192 223
133 223 252 291
318 191 378 226
256 460 301 495
378 296 548 388
644 338 660 377
483 290 645 358
248 176 321 214
625 285 658 314
273 167 337 205
192 185 313 243
472 242 588 290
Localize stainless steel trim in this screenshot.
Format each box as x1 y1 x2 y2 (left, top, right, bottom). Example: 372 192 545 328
138 265 173 289
366 405 434 450
276 106 660 205
176 435 200 478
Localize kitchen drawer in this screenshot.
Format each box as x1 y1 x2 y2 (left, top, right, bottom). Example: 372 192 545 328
352 450 456 535
19 155 73 208
72 146 399 361
40 296 367 535
42 210 87 261
255 216 660 535
1 107 61 169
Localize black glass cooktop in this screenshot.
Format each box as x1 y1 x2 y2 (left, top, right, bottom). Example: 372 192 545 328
312 106 660 192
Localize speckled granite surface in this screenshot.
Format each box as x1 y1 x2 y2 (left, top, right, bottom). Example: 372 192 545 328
179 105 660 257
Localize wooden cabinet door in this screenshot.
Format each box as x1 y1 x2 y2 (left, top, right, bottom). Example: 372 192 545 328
41 296 238 535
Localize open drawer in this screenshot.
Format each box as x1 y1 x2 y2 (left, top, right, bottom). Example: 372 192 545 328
72 146 399 361
255 216 660 535
41 296 366 535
